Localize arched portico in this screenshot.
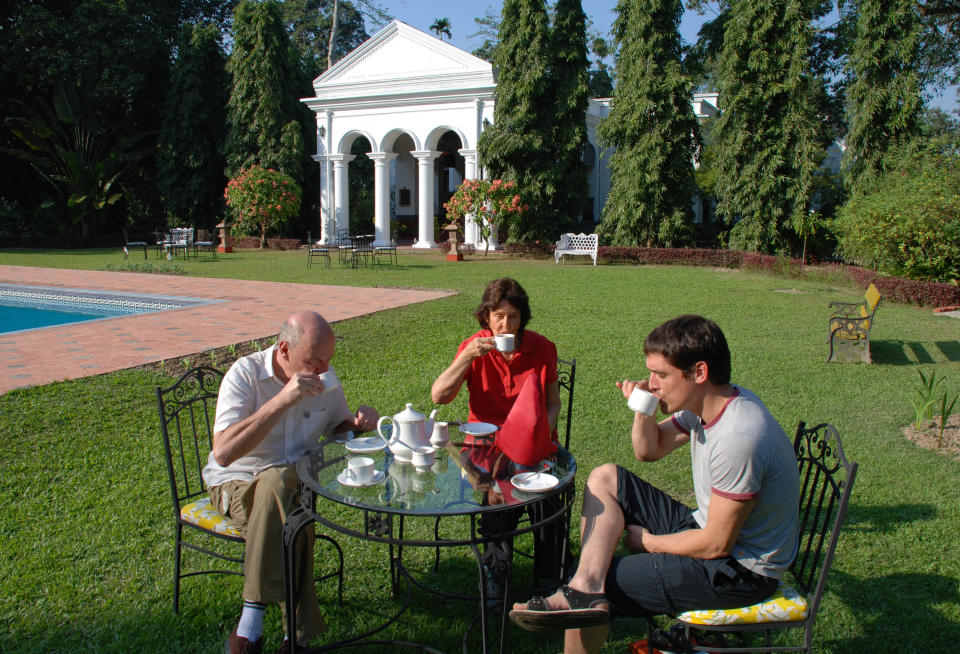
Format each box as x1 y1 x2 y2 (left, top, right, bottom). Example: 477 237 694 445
302 21 496 247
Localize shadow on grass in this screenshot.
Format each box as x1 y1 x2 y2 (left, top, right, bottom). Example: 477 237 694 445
871 340 938 365
935 340 960 362
842 503 937 534
826 570 960 653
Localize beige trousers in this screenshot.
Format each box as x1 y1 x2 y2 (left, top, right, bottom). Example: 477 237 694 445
209 465 325 642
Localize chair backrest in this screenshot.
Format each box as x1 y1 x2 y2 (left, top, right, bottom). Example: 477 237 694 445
558 357 576 450
156 367 224 516
864 283 881 313
791 422 858 619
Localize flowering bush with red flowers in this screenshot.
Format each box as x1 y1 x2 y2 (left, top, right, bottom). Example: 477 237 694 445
224 165 301 249
444 178 528 255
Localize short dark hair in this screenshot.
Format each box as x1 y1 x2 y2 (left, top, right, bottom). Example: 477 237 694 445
643 315 731 385
474 277 531 334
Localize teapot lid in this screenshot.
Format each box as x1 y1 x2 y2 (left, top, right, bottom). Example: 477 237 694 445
394 403 425 423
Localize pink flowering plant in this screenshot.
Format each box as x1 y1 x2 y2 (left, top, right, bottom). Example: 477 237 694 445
224 165 301 249
444 178 528 255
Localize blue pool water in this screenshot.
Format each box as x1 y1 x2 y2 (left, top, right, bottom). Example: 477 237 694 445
0 304 111 333
0 283 219 335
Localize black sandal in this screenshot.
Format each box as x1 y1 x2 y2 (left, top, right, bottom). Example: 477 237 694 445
509 585 611 632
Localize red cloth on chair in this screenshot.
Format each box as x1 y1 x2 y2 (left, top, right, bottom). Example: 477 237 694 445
494 370 556 466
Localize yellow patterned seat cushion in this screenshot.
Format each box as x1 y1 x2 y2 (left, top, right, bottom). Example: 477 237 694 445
677 583 809 626
181 497 243 537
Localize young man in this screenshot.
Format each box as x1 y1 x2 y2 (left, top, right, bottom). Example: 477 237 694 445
203 310 379 654
509 315 800 654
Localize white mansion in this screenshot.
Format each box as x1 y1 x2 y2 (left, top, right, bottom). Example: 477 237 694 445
301 19 718 248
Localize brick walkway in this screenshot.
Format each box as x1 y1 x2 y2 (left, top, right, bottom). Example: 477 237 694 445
0 265 453 394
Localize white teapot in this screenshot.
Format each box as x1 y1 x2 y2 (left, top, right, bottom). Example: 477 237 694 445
376 403 437 462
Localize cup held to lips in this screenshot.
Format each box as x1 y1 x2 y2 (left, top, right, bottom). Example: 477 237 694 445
494 333 515 353
345 456 374 483
628 387 659 416
318 369 340 392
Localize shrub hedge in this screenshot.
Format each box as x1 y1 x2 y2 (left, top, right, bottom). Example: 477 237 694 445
559 244 960 307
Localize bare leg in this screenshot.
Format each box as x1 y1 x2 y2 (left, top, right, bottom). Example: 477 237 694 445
513 463 624 654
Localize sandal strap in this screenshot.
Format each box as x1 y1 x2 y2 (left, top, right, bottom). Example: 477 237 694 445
526 595 549 611
559 585 608 610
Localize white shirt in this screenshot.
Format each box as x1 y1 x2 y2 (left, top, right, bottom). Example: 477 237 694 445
202 345 354 488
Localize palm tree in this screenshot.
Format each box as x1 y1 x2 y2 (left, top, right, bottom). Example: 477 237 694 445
430 17 452 40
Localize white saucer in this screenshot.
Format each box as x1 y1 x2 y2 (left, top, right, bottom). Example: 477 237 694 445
345 436 387 454
510 471 558 493
337 469 386 488
459 422 498 437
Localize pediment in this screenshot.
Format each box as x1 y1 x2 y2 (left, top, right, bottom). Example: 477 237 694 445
313 20 493 94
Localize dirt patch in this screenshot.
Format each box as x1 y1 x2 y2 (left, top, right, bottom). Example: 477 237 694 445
902 414 960 461
139 336 276 380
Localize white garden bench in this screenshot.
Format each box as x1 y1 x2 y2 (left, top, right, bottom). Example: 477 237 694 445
554 232 598 265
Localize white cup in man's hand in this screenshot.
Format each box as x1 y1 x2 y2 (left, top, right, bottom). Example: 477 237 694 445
318 369 340 392
494 333 515 353
628 387 659 416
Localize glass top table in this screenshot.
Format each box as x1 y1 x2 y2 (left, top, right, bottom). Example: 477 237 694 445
284 438 577 653
296 438 577 520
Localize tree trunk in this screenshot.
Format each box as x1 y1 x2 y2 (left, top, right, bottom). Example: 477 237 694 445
327 0 340 71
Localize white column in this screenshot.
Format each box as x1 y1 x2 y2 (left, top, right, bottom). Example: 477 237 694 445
312 155 333 244
458 149 479 246
328 154 355 239
411 150 438 248
367 152 396 246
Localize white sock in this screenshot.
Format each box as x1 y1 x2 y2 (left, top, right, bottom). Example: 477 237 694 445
237 599 266 641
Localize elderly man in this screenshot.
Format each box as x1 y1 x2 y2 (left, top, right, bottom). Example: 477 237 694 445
509 315 799 654
203 311 379 654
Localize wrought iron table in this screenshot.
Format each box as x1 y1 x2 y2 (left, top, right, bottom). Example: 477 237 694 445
283 439 577 653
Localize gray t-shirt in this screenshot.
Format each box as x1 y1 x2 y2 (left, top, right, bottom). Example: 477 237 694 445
672 386 799 579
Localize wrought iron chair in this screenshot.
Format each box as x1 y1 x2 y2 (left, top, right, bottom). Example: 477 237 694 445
122 228 148 259
557 358 576 451
306 242 330 268
659 421 858 653
157 366 344 612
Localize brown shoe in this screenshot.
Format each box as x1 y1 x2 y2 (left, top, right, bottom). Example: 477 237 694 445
271 640 291 654
225 626 263 654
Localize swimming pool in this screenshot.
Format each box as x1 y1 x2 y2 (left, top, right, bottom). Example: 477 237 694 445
0 283 219 335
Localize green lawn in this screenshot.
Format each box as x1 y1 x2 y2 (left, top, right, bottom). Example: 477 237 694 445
1 248 958 653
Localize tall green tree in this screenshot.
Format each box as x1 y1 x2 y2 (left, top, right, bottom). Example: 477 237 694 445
843 0 923 191
550 0 591 230
157 22 229 231
225 0 305 178
477 0 556 241
596 0 699 247
0 1 234 238
283 0 370 79
712 0 822 253
430 17 452 40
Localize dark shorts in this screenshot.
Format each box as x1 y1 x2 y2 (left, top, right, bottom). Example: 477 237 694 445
605 466 778 617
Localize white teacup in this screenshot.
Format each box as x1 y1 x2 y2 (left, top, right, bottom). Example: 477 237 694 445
344 456 375 483
628 387 660 416
494 333 515 353
411 446 435 471
318 369 340 392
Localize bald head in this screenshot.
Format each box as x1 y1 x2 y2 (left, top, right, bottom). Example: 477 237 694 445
280 311 333 349
275 311 336 380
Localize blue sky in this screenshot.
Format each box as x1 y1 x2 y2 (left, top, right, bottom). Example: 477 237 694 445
374 1 958 114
